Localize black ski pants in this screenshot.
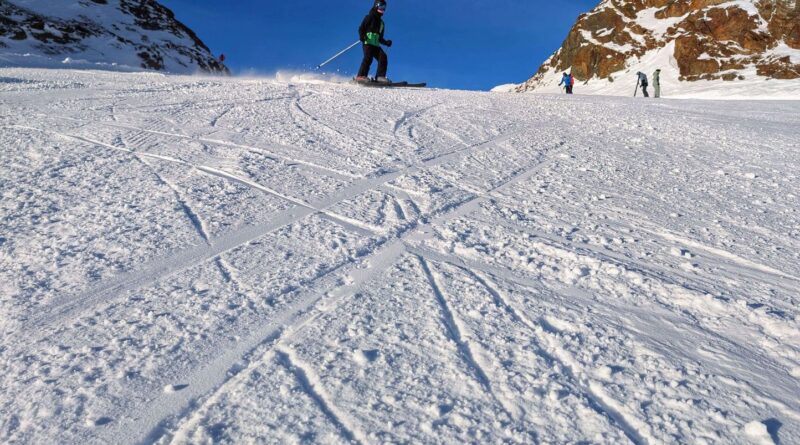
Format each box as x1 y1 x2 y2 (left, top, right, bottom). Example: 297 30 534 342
641 83 649 97
566 85 573 94
358 44 388 78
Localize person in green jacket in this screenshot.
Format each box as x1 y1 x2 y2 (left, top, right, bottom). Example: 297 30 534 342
356 1 393 84
653 69 661 98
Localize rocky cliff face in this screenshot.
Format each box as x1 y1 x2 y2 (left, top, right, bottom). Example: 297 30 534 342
516 0 800 92
0 0 228 74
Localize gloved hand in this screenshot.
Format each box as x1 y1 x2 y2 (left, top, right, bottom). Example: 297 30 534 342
385 40 393 47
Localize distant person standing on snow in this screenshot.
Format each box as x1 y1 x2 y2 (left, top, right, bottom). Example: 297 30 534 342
653 69 661 98
558 72 574 94
636 72 649 97
356 1 393 84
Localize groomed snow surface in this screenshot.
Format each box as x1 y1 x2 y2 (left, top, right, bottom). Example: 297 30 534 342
1 68 799 444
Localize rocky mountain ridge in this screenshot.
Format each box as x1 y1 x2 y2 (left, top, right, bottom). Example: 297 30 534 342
0 0 228 74
516 0 800 93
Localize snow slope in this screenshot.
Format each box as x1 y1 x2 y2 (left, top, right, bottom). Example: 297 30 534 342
511 0 800 99
517 41 800 100
1 67 799 444
0 0 227 74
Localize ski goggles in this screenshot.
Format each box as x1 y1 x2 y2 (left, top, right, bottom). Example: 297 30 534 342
376 2 386 10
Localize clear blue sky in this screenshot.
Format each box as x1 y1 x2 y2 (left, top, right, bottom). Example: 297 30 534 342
160 0 597 90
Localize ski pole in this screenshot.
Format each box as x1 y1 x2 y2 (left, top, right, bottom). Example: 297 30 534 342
315 40 360 70
634 79 639 97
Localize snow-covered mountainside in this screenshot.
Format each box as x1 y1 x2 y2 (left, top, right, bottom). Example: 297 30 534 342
0 0 227 74
1 67 799 444
514 0 800 98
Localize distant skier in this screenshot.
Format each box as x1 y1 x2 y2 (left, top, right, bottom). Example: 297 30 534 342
653 69 661 98
559 72 574 94
636 72 649 97
356 1 393 84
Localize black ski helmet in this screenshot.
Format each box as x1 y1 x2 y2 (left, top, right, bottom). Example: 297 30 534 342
374 1 386 11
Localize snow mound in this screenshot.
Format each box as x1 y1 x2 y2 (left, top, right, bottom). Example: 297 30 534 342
490 83 517 93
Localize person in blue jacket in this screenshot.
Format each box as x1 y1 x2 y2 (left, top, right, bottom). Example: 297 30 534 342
558 72 574 94
636 72 650 97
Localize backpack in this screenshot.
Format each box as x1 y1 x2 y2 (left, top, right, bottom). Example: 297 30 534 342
570 75 575 86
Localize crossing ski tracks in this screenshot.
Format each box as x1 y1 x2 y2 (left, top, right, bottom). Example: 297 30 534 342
1 67 799 444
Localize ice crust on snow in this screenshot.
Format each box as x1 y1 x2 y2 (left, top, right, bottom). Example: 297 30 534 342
0 67 799 444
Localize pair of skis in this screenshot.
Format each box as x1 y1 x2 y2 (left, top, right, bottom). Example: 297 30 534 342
316 42 426 88
354 78 427 88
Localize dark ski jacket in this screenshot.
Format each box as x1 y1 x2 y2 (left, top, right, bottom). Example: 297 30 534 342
359 8 388 47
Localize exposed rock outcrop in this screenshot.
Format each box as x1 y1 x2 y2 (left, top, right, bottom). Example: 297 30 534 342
516 0 799 92
0 0 228 74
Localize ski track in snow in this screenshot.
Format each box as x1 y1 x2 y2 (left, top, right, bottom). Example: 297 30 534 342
1 68 799 444
13 115 519 344
101 129 563 444
275 347 369 445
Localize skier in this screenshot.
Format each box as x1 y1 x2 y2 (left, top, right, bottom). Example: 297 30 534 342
636 71 649 97
356 1 393 84
558 72 574 94
653 68 661 98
